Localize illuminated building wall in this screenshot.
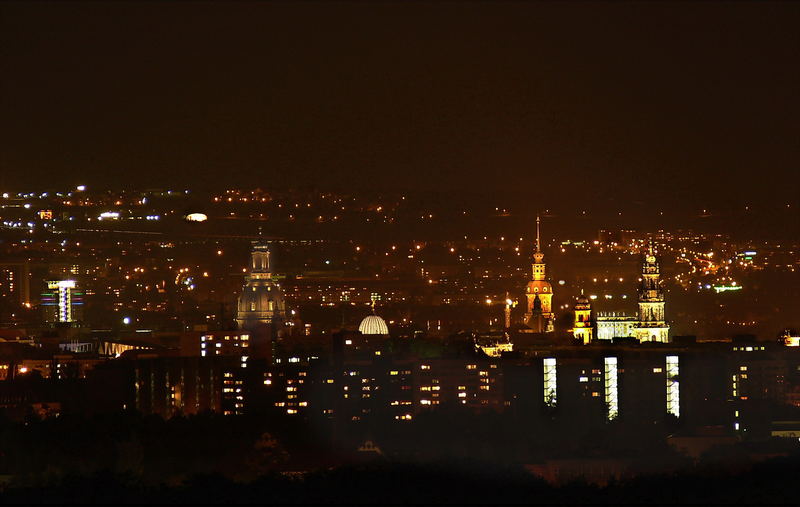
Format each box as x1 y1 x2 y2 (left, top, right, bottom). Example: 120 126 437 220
0 261 31 308
415 360 504 412
134 356 245 418
199 332 250 367
666 355 680 418
604 357 619 420
260 359 505 421
595 313 636 341
543 358 557 407
97 341 151 358
260 365 314 417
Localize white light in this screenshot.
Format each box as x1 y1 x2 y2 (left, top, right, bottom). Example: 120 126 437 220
122 317 131 325
666 356 680 418
185 212 208 223
543 358 557 407
48 280 76 289
76 185 86 191
605 357 619 420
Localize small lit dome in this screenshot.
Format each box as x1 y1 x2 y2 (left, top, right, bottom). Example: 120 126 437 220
359 315 389 335
575 293 591 310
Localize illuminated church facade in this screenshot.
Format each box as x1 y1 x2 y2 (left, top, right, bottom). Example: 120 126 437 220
571 243 670 344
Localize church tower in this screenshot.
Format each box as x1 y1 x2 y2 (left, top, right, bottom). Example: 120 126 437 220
634 242 670 343
572 291 594 344
236 242 286 333
524 216 554 332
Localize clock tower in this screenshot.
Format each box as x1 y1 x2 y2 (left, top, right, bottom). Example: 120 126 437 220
634 242 670 342
524 216 554 332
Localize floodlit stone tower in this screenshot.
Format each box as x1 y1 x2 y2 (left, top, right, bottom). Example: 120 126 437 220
524 216 554 332
572 291 594 344
634 242 670 343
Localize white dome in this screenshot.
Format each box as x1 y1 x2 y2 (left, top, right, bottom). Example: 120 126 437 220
359 315 389 335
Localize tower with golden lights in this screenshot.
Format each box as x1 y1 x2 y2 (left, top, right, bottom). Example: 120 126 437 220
572 291 593 344
634 242 670 343
524 216 554 332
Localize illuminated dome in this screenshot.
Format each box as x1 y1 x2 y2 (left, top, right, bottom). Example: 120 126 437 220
359 315 389 336
575 293 591 310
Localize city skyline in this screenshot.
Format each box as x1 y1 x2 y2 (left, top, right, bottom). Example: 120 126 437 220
0 1 799 503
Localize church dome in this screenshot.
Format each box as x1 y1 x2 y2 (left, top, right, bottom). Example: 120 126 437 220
359 315 389 335
575 293 591 310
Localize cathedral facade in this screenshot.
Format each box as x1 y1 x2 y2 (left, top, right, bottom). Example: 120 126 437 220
572 243 670 344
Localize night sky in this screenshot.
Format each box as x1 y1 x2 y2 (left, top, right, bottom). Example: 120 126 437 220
1 1 798 209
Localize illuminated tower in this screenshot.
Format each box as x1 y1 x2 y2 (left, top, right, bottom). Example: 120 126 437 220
41 280 83 325
524 216 554 332
236 243 286 332
572 291 593 344
634 243 670 343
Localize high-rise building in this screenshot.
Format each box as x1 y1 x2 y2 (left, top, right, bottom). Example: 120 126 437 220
41 280 83 325
524 216 554 333
634 244 670 343
0 261 31 309
236 243 286 345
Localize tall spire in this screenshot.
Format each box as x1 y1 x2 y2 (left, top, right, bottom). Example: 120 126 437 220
536 215 541 253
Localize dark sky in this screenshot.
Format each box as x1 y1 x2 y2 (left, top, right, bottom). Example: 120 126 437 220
1 1 798 209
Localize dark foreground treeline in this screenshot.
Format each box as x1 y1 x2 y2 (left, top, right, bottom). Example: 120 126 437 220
0 408 798 504
3 458 800 505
